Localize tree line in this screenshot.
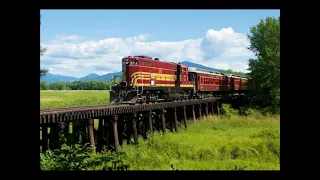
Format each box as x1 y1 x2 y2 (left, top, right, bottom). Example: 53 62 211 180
40 80 120 90
222 69 248 77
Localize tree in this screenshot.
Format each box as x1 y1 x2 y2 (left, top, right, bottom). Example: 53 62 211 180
40 69 48 77
247 16 280 113
40 14 48 77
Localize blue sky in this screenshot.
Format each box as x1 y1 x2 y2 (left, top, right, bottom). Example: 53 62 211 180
40 10 280 78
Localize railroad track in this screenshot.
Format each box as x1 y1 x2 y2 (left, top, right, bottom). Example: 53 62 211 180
40 104 128 114
40 97 223 124
40 100 175 113
40 98 210 114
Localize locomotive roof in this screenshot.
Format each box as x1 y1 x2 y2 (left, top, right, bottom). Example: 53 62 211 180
126 55 187 67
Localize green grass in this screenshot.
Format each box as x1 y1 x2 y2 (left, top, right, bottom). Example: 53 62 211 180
40 90 110 108
120 114 280 170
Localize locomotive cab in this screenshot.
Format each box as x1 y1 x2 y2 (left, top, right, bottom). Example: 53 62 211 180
110 56 152 104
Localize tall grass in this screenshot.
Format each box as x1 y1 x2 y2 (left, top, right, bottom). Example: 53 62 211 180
40 90 110 108
121 114 280 170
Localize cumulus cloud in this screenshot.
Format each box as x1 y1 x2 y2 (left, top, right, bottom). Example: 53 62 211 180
40 28 254 77
201 28 252 59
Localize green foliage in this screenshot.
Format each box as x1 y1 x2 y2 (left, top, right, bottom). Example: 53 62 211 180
220 104 238 118
40 144 130 171
121 114 280 170
238 106 264 119
250 129 280 140
221 69 248 77
40 80 120 90
40 69 48 77
231 165 248 171
247 16 280 114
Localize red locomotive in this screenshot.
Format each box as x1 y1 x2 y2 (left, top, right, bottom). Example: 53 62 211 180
110 55 248 104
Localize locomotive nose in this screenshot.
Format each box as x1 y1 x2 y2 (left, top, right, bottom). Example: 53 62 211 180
109 90 122 104
109 83 122 104
109 81 130 104
119 81 127 87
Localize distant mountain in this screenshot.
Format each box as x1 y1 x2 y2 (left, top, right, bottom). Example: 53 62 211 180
94 72 122 81
40 61 226 83
79 73 100 81
40 73 79 83
180 61 223 71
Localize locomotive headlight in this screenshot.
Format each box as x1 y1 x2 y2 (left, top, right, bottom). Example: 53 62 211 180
130 83 133 86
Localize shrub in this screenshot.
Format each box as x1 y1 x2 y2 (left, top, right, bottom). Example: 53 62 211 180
220 104 238 118
238 107 263 119
40 144 130 171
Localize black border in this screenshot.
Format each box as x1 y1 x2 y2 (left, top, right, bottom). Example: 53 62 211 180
6 5 294 178
40 1 281 9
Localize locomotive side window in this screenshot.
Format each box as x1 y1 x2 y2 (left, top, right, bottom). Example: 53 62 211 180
141 61 152 66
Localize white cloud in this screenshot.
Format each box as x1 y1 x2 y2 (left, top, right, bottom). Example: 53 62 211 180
201 28 252 59
40 28 254 77
56 34 81 41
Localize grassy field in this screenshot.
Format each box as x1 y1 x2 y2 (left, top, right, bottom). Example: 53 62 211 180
40 90 280 170
40 90 110 108
121 115 280 170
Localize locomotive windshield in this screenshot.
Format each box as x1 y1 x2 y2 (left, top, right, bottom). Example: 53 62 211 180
123 58 137 65
129 60 137 65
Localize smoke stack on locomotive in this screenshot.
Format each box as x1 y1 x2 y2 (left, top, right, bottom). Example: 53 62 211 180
110 55 248 104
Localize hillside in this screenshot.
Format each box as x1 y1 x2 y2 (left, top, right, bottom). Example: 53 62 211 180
40 61 230 83
40 73 79 83
79 73 100 81
180 61 223 71
40 72 122 83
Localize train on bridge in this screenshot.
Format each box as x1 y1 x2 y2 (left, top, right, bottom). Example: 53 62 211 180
110 55 249 104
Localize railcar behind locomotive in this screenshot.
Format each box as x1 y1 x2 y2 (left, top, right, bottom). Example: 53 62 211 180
188 67 248 98
110 56 248 104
